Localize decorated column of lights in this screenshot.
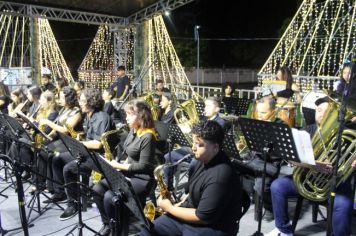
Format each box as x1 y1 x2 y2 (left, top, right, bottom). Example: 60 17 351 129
146 15 195 99
38 19 73 84
78 25 134 90
258 0 355 93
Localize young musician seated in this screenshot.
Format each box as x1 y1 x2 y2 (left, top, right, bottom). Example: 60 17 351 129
221 82 238 115
102 88 115 116
8 88 28 117
93 99 157 236
73 80 85 99
38 86 82 192
158 92 175 124
140 120 242 236
46 89 114 219
266 97 355 236
155 79 170 97
26 86 42 119
163 96 225 191
41 74 56 93
8 90 58 181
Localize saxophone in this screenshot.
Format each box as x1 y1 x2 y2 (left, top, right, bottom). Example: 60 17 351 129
144 154 190 221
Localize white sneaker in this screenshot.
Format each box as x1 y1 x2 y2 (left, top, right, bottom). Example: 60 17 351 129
265 228 294 236
265 228 281 236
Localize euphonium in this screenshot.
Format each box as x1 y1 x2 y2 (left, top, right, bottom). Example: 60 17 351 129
173 99 200 144
292 98 356 202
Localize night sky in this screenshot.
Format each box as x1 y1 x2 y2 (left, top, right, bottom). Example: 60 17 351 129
49 0 300 76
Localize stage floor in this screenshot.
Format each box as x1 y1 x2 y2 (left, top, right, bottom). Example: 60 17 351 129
0 174 355 235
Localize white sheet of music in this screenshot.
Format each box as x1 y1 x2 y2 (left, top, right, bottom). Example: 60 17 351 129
291 128 315 165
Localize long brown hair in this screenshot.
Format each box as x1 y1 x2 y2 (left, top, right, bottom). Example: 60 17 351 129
124 99 154 129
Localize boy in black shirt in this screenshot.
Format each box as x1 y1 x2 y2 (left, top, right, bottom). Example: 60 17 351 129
140 120 242 236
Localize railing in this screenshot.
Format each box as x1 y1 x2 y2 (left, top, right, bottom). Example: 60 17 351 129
168 84 258 100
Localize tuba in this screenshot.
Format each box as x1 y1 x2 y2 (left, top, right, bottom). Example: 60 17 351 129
292 97 356 202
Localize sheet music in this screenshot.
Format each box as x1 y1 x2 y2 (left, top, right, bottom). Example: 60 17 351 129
291 128 315 165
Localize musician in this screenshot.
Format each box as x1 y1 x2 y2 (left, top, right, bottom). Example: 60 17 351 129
26 86 42 119
49 88 114 220
38 86 82 192
8 88 27 117
110 66 129 100
140 120 242 236
274 66 301 103
221 82 238 115
73 80 85 99
102 88 115 116
92 99 157 236
163 96 225 191
155 79 170 96
335 63 353 96
8 90 58 181
243 96 281 221
158 92 175 124
266 97 354 236
41 74 56 92
55 78 69 101
0 81 11 114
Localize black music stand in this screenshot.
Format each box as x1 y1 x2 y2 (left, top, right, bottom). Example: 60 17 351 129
15 112 55 223
168 124 191 148
236 98 251 116
195 102 205 117
57 132 99 236
94 153 150 236
222 97 239 115
0 114 15 199
1 114 36 236
238 117 301 236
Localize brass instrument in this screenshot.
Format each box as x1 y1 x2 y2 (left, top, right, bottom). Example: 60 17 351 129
292 98 356 201
64 123 84 140
173 99 200 145
91 128 126 184
141 93 160 120
145 155 190 221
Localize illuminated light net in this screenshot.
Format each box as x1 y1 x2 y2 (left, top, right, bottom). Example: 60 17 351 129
78 25 134 90
39 19 73 83
0 15 73 84
259 0 355 92
79 15 195 98
147 15 195 99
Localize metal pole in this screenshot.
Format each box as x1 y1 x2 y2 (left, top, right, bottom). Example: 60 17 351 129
195 25 200 93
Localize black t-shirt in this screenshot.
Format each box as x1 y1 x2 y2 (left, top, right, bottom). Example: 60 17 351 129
83 111 115 152
103 102 114 116
123 129 156 178
181 151 242 234
110 75 130 98
159 109 175 124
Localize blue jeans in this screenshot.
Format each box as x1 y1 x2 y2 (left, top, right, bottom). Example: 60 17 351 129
139 214 229 236
270 175 353 236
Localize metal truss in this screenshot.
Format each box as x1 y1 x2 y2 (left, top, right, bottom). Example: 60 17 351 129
0 1 127 26
127 0 195 25
0 0 194 26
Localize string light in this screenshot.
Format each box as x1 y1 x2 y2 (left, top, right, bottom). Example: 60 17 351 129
258 0 355 93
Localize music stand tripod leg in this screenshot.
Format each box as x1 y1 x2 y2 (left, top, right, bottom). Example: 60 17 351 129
65 155 98 236
252 144 272 236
